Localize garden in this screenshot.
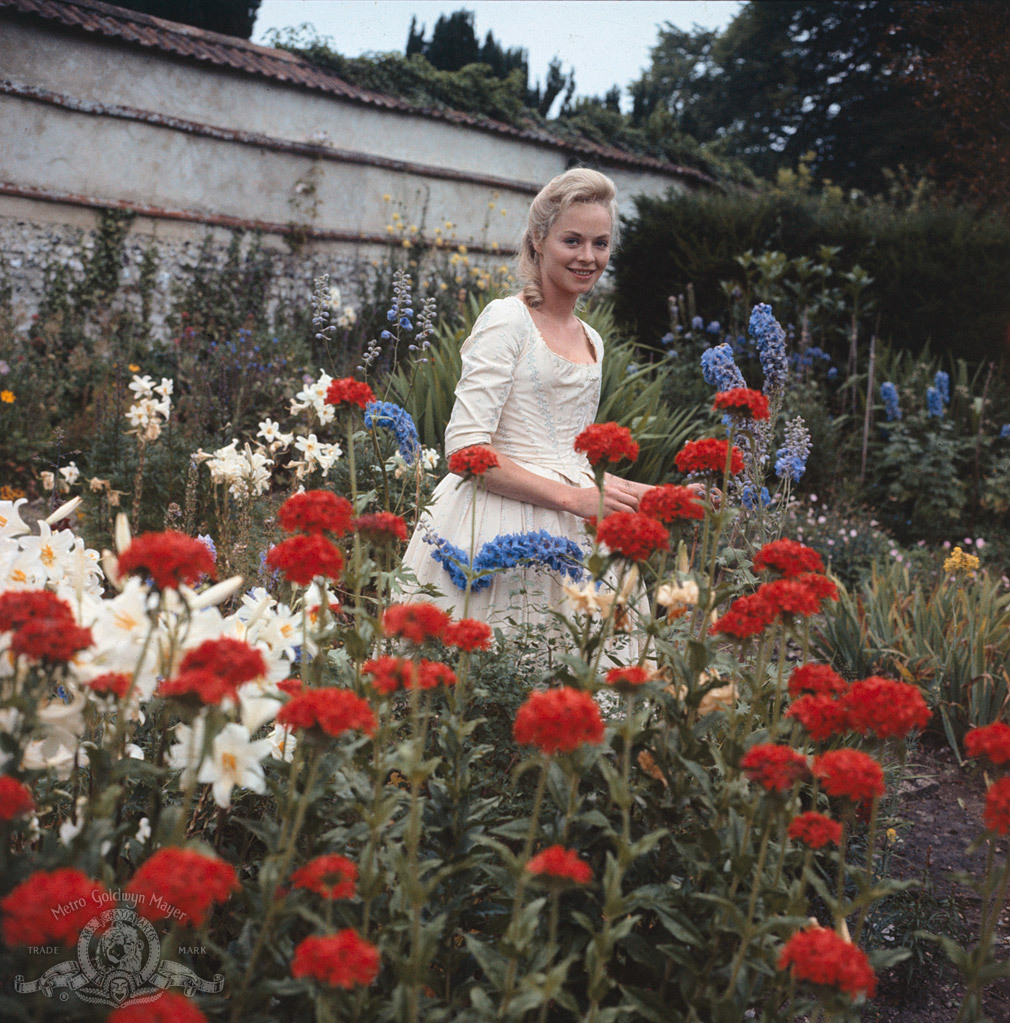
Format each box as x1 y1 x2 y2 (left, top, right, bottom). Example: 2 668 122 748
2 180 1010 1023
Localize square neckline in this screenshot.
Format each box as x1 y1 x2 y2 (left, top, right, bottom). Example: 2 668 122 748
517 297 599 367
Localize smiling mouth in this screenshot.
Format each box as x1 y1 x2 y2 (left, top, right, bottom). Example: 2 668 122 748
569 268 595 278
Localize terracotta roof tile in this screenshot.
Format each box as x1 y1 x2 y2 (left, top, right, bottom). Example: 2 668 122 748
0 0 715 184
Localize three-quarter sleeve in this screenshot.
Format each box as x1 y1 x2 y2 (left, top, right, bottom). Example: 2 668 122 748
444 298 525 455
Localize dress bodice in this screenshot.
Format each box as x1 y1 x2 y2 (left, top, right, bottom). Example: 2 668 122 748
443 296 602 484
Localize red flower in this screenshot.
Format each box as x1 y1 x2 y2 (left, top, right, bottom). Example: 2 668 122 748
753 539 825 578
291 930 380 988
513 687 605 755
756 577 832 620
0 775 34 820
180 637 266 689
675 438 744 476
983 777 1010 835
277 687 377 738
740 744 808 792
713 388 770 420
574 422 639 466
813 750 885 802
419 659 457 689
126 848 238 928
793 572 839 604
278 677 303 696
325 377 375 409
786 693 851 742
353 512 408 544
267 534 344 586
87 672 133 700
710 592 775 639
157 669 238 706
788 664 848 699
448 445 500 477
291 854 358 899
382 602 449 643
966 722 1010 765
117 531 217 590
1 868 110 946
278 491 353 536
0 589 75 632
788 812 843 849
107 992 208 1023
11 620 92 663
362 655 416 695
638 484 705 524
443 618 493 651
778 925 877 999
526 845 593 883
605 665 652 690
840 677 930 739
596 511 669 561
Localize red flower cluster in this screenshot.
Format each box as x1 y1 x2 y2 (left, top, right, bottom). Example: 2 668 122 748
675 438 744 476
709 592 774 639
1 868 110 946
382 602 449 643
107 992 208 1023
0 775 34 820
786 694 851 742
117 531 216 590
711 573 838 640
740 744 808 792
965 722 1010 765
788 812 843 849
443 618 493 651
267 534 344 586
126 848 238 927
87 671 133 700
291 854 358 899
753 538 824 578
788 664 847 699
778 925 877 999
291 930 381 989
713 388 770 421
813 750 885 802
574 422 639 466
843 677 930 739
596 511 669 561
159 637 266 706
362 656 457 694
0 589 75 632
325 377 375 409
277 687 377 738
447 445 500 477
11 619 93 663
513 687 605 755
353 512 408 544
984 777 1010 835
278 491 353 536
605 665 652 689
638 484 705 524
526 845 593 883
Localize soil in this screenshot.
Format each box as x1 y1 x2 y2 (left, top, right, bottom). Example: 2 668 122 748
863 736 1010 1023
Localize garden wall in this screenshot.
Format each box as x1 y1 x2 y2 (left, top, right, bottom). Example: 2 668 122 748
0 0 708 334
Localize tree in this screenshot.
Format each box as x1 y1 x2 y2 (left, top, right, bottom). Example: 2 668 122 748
113 0 260 38
420 10 480 72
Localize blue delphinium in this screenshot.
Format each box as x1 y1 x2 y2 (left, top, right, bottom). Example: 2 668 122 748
197 534 217 563
748 304 788 392
926 386 945 418
700 343 746 391
774 416 812 482
691 315 705 331
1000 424 1010 440
706 320 721 334
934 370 950 405
741 484 772 510
880 381 902 421
425 529 584 592
364 401 421 463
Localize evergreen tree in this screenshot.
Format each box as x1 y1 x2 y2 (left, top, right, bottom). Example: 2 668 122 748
424 10 480 71
113 0 260 38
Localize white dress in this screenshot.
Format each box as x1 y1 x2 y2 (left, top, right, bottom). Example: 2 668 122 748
399 295 602 628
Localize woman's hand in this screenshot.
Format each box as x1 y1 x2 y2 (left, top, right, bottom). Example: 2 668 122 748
568 482 639 519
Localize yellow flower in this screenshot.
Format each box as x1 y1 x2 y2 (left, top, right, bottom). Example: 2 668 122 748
385 224 395 234
501 208 508 216
382 193 392 202
488 201 496 209
128 363 140 372
0 390 14 404
401 239 411 248
944 545 979 575
457 244 467 254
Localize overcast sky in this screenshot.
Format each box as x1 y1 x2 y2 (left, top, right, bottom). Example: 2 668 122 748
253 2 743 110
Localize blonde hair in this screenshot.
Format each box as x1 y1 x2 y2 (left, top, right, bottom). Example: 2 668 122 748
516 167 619 308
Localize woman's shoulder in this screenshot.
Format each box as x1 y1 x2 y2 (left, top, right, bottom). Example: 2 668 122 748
464 295 529 348
477 294 528 324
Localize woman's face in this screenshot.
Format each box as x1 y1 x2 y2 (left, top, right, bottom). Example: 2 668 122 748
534 202 612 303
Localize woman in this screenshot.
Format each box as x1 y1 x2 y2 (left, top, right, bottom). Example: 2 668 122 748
400 168 649 628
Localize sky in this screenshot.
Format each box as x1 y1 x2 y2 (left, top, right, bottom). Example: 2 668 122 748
252 1 743 110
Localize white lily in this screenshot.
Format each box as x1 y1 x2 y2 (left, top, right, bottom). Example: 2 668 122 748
196 723 273 809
